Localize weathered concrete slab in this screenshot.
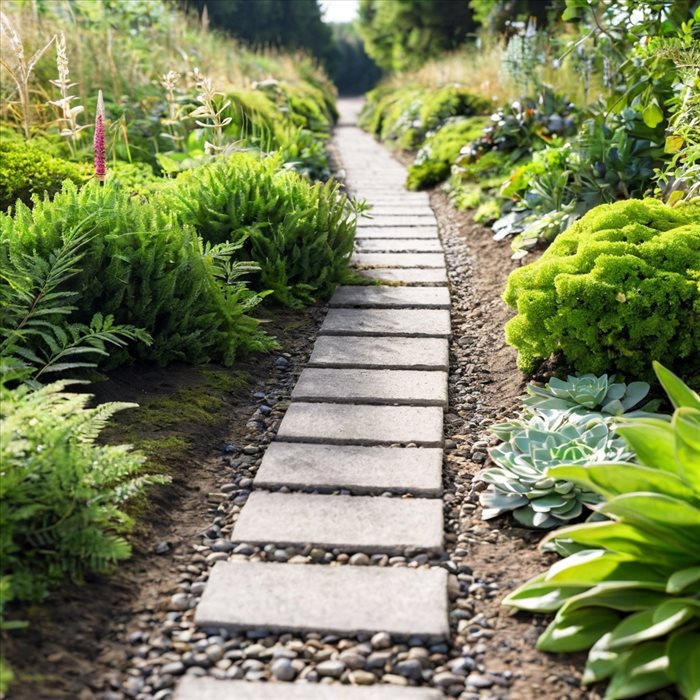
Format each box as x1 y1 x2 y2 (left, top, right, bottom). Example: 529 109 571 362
358 267 449 286
355 226 438 239
309 336 449 370
330 286 450 309
276 403 443 446
195 561 449 638
232 492 443 553
175 676 444 700
356 239 442 253
369 207 434 216
358 215 436 227
292 368 448 407
254 442 443 495
351 253 445 269
320 309 451 338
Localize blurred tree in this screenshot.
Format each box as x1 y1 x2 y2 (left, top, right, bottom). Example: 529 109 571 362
178 0 334 64
469 0 565 32
326 23 382 95
358 0 479 72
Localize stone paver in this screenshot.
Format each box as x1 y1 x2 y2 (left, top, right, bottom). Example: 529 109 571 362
309 336 448 370
356 239 442 253
254 442 443 495
369 206 434 215
175 677 444 700
358 267 449 285
276 402 443 446
232 492 443 553
320 309 450 338
292 368 448 407
356 215 436 227
351 253 445 269
355 227 438 239
330 285 450 309
195 561 449 638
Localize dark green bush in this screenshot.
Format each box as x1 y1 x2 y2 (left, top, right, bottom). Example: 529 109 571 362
504 198 700 380
160 153 357 307
0 182 272 367
406 116 488 190
0 140 90 212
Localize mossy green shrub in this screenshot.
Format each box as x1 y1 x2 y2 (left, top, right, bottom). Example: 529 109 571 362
504 199 700 380
0 140 91 211
360 84 488 151
160 153 357 307
108 161 160 197
406 116 488 190
0 182 271 367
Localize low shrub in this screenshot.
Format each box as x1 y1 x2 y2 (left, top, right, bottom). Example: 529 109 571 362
406 116 488 190
503 198 700 380
161 153 358 307
0 140 90 212
0 182 272 368
503 363 700 700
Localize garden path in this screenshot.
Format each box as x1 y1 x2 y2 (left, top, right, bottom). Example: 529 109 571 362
174 99 451 700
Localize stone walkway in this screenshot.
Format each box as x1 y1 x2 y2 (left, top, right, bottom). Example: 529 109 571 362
174 100 451 700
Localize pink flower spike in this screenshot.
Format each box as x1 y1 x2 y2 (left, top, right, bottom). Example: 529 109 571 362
94 89 106 182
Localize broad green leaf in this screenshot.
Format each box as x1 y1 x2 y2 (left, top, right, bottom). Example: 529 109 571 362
654 362 700 410
560 585 670 615
606 601 699 650
614 421 678 472
664 134 684 153
548 463 693 500
537 607 620 652
642 100 664 128
675 408 700 488
604 641 671 699
502 574 588 612
667 630 700 700
667 567 700 594
584 632 627 684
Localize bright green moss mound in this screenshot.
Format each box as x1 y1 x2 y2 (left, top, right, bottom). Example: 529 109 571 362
406 117 488 190
504 199 700 380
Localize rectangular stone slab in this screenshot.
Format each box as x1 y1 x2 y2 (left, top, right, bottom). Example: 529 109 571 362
292 368 448 407
195 561 449 638
358 268 448 286
355 227 438 239
309 336 449 370
175 677 444 700
351 253 445 269
254 442 443 495
369 207 434 216
330 286 450 309
320 309 451 338
356 239 443 253
232 492 444 553
276 403 443 446
358 216 436 227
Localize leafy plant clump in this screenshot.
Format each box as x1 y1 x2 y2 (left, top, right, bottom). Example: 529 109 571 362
503 363 700 700
406 116 488 190
503 198 700 380
0 182 273 369
0 140 90 211
161 153 359 307
477 373 659 529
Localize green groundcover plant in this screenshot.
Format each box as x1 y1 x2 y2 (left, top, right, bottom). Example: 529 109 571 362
161 153 360 308
504 198 700 381
503 362 700 700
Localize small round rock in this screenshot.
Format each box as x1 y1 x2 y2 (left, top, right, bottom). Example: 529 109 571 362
271 658 297 682
349 552 370 566
370 631 392 650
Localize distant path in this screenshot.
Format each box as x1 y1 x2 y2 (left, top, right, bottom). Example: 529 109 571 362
173 98 451 700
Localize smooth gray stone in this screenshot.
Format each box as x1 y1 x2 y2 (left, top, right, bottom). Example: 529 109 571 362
320 309 450 338
276 403 443 446
356 215 435 227
174 677 444 699
309 336 449 370
254 442 443 495
355 227 438 239
330 286 450 309
231 492 444 553
356 239 442 253
195 561 449 638
351 253 445 269
292 368 447 407
358 268 449 286
369 207 434 216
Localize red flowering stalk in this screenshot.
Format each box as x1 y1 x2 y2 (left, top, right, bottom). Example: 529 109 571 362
94 89 106 183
